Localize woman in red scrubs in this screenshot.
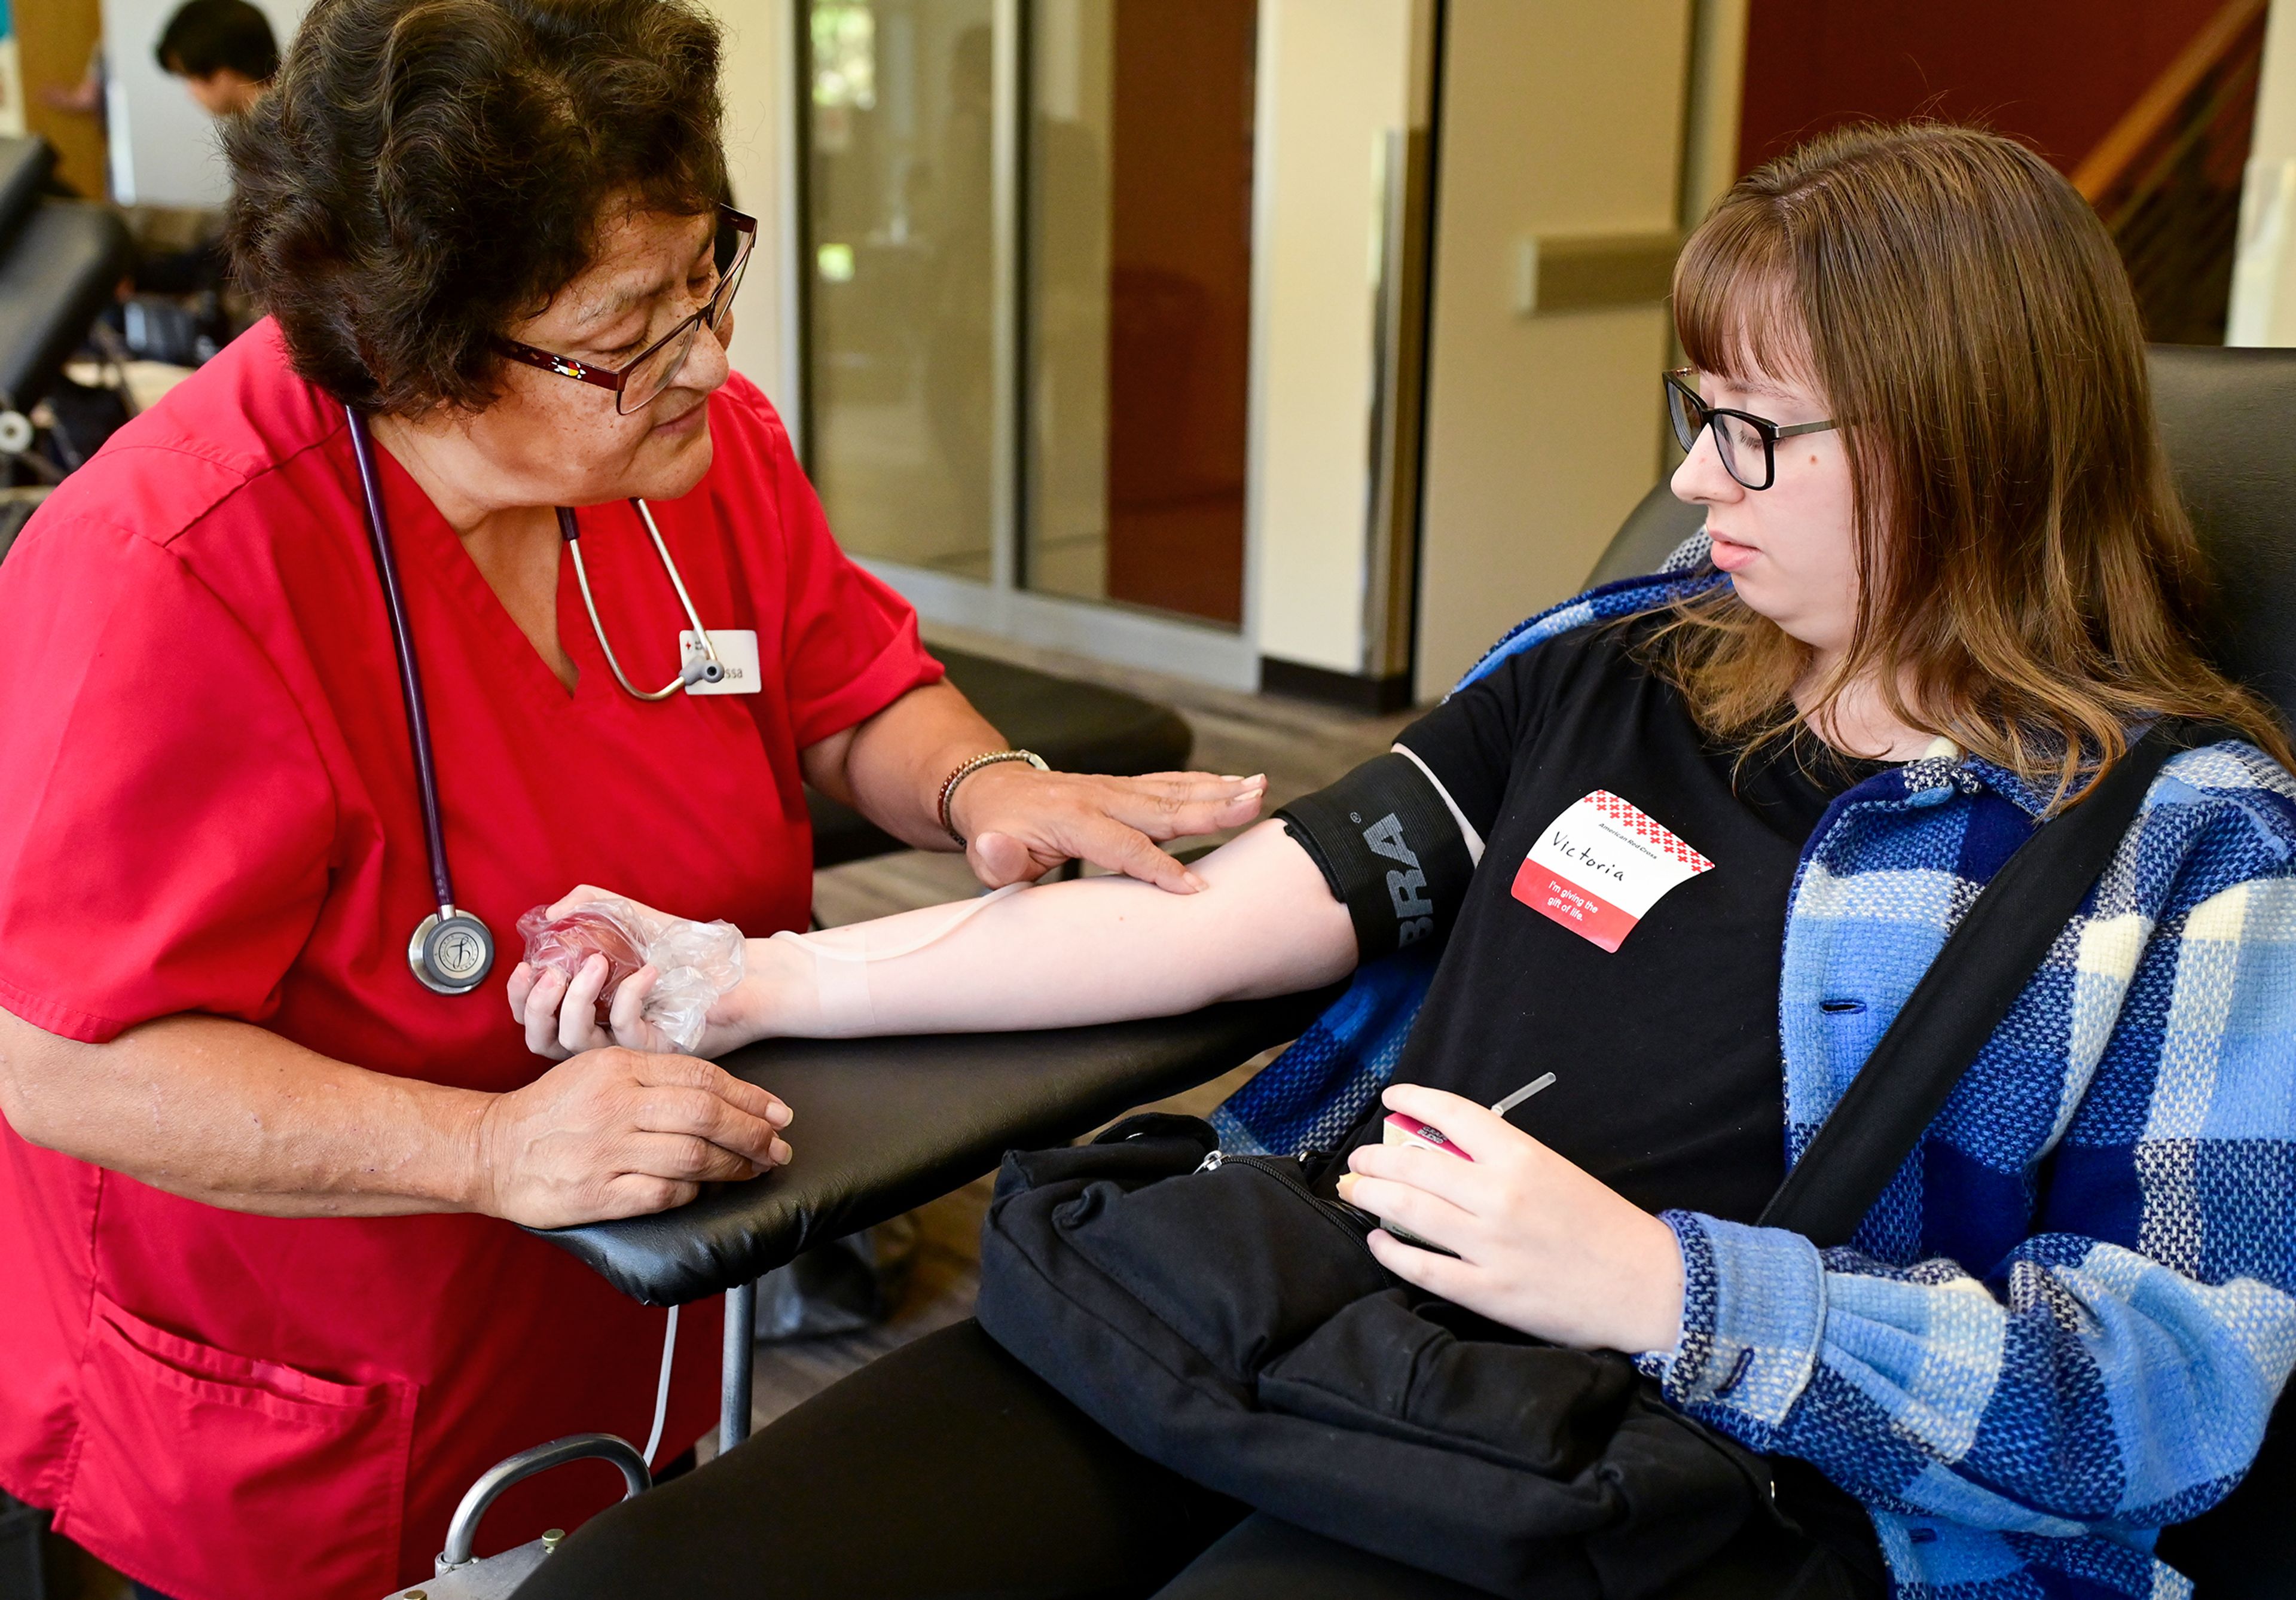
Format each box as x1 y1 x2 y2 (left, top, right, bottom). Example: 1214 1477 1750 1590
0 3 1260 1597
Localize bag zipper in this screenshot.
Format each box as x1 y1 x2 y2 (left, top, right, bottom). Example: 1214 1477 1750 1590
1195 1148 1381 1266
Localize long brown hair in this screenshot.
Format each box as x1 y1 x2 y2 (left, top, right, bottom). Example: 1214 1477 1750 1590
1653 121 2291 801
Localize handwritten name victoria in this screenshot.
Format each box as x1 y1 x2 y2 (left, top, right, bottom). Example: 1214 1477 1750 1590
1540 822 1653 884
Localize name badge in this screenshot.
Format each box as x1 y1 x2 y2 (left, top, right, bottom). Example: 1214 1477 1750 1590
1511 789 1712 952
680 629 762 695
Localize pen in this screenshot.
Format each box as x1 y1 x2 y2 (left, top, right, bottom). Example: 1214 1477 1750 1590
1491 1072 1557 1117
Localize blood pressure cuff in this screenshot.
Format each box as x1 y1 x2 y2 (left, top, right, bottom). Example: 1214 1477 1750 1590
1276 752 1474 958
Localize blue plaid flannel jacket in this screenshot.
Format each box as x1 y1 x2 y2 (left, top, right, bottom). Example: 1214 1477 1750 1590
1214 539 2296 1598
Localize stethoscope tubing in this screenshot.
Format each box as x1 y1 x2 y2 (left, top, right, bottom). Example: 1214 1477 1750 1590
344 405 726 994
555 502 722 701
346 408 460 917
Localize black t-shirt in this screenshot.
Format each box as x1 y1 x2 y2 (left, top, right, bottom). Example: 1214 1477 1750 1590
1327 622 1883 1224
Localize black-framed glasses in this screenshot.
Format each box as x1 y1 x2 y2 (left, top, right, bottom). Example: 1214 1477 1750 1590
1664 368 1836 491
496 206 758 415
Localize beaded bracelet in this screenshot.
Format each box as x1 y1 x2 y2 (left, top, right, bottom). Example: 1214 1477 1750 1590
937 749 1049 847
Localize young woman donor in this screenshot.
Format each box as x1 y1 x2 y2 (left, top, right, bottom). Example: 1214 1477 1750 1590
511 124 2296 1600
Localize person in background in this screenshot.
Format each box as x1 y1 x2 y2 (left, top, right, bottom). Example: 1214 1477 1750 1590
154 0 274 116
126 2 278 335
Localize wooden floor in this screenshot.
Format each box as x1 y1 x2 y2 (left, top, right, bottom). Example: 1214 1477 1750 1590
739 623 1420 1439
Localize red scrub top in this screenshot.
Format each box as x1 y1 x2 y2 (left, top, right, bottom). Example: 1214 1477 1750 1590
0 321 942 1600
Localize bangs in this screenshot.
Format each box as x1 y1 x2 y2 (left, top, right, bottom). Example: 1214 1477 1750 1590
1672 205 1812 389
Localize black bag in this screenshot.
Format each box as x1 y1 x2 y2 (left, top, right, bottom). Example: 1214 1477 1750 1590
976 729 2191 1599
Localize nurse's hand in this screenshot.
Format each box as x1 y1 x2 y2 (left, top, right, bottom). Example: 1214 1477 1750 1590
807 681 1268 894
1333 1085 1686 1357
474 1044 792 1226
950 767 1269 893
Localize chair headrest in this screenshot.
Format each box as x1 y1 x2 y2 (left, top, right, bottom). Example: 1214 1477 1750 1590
2145 344 2296 732
1581 344 2296 734
1583 480 1703 591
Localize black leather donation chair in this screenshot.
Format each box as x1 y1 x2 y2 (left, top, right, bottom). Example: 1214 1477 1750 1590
0 135 132 492
517 345 2295 1598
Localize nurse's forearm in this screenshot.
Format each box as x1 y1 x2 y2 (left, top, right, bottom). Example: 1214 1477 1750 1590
741 820 1357 1037
804 679 1005 851
0 1011 491 1217
0 1010 789 1225
802 680 1271 895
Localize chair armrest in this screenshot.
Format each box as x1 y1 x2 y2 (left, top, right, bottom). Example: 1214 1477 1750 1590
529 986 1341 1305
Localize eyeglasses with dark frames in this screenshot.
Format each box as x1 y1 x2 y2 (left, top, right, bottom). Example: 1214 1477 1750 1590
1664 367 1836 491
495 206 758 416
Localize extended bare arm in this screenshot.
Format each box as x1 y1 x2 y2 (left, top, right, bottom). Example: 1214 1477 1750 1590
511 820 1356 1055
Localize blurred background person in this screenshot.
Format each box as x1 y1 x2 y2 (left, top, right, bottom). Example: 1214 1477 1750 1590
154 0 275 117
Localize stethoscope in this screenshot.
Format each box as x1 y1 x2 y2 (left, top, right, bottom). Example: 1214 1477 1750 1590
345 407 726 995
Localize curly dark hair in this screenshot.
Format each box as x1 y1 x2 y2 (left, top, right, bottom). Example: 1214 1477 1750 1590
224 0 727 416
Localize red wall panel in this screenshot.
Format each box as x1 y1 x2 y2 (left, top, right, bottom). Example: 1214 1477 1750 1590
1101 0 1257 625
1739 0 2229 176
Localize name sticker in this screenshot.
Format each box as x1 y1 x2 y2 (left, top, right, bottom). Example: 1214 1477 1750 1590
680 629 762 695
1511 790 1712 952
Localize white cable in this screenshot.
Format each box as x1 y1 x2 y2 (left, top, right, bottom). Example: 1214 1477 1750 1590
785 883 1025 963
642 1303 679 1469
770 884 1027 1033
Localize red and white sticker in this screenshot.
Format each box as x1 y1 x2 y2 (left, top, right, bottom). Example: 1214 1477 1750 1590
1384 1114 1474 1159
1511 790 1714 952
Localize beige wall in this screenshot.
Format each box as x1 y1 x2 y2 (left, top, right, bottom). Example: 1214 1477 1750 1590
1412 0 1693 693
1247 0 1417 675
709 0 799 419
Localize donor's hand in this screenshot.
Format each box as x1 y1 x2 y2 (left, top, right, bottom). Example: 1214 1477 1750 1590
473 1045 792 1228
1336 1083 1685 1356
506 886 761 1061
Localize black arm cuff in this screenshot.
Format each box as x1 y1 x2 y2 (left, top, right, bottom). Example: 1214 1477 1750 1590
1276 752 1474 959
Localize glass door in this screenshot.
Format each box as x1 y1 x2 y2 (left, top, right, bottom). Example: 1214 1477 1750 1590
802 0 999 579
801 0 1257 635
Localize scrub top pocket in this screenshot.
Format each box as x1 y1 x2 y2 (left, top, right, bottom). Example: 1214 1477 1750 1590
57 1292 419 1600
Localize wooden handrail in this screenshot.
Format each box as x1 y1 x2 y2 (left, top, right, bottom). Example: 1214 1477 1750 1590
2072 0 2267 203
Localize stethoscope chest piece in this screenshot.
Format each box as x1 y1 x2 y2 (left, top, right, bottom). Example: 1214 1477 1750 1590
344 405 712 1000
410 907 496 996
